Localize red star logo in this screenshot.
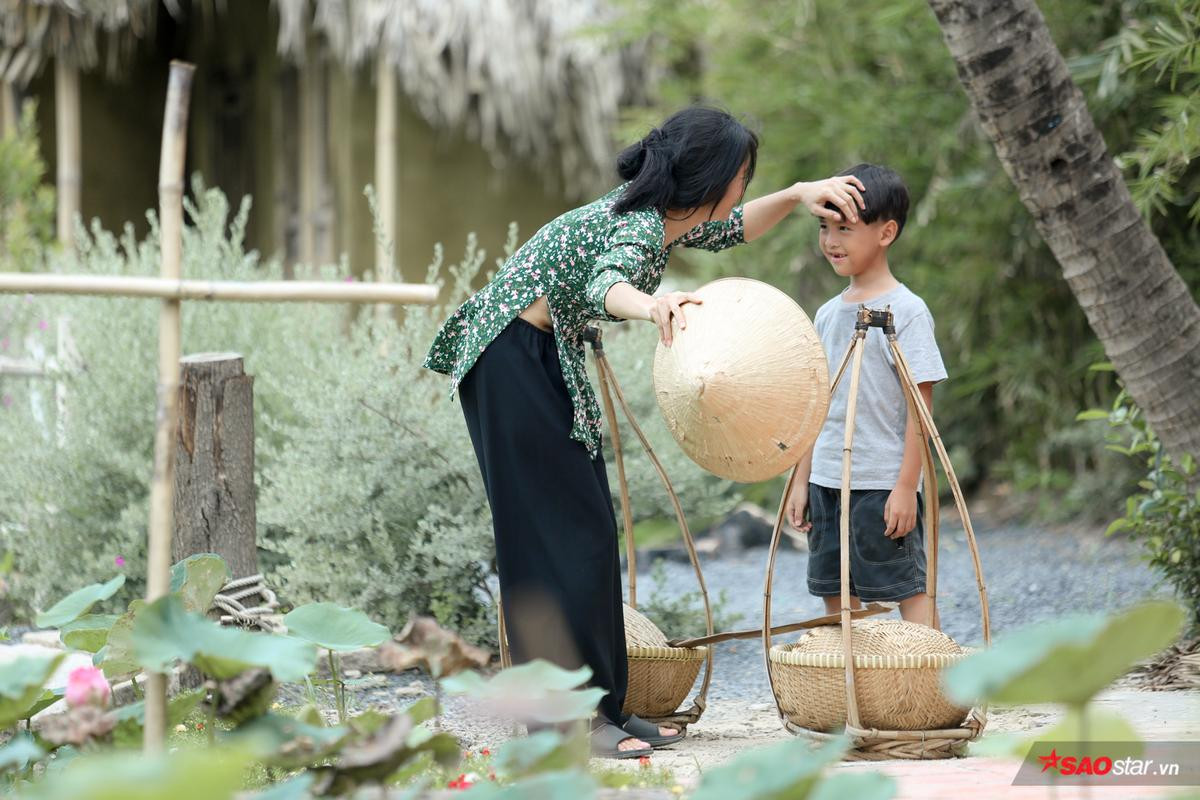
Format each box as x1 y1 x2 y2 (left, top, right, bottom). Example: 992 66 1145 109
1038 748 1061 773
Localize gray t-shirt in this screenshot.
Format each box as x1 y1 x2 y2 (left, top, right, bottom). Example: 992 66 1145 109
809 284 947 491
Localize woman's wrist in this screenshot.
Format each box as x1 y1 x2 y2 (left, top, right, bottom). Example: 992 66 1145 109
787 181 810 208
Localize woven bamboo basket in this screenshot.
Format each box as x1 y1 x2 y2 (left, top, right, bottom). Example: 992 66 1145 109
763 305 991 760
622 604 707 718
769 620 968 732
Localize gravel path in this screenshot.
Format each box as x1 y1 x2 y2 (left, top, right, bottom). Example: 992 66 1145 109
637 513 1171 705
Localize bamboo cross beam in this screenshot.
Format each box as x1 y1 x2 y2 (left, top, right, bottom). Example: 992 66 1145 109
0 274 438 305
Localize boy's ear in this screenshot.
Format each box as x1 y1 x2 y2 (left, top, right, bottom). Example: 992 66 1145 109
879 219 899 247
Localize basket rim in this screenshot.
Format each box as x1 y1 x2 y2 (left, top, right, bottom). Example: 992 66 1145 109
769 642 965 669
627 644 708 661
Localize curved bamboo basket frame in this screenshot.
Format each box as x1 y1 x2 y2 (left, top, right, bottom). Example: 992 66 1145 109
497 325 714 730
762 305 993 760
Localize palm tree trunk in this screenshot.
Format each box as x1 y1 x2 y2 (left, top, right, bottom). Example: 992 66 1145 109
927 0 1200 463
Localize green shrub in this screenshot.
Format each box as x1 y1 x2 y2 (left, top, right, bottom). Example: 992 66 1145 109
0 184 495 641
0 100 54 272
1080 383 1200 626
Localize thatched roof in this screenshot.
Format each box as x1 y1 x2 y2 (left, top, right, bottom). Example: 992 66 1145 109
1 0 652 194
0 0 165 86
275 0 653 195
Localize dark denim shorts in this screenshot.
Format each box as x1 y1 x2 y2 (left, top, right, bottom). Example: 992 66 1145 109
806 482 927 602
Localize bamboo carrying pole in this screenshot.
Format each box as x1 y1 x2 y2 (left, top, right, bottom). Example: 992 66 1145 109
54 60 81 248
0 274 438 305
591 333 716 723
595 346 637 607
838 330 868 730
144 60 194 752
890 340 990 644
672 604 887 649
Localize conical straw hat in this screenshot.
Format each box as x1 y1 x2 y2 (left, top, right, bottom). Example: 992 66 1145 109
652 277 829 483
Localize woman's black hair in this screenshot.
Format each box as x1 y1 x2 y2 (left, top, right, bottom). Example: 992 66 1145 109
612 105 758 218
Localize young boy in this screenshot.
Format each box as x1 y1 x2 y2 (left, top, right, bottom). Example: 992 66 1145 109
785 163 945 627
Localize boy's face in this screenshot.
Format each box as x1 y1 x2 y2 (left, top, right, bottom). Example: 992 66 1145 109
817 215 897 276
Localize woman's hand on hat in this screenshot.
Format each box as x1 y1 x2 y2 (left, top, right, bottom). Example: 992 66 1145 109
793 176 867 224
648 291 703 347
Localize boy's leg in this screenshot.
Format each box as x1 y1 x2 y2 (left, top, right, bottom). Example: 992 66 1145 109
807 483 865 612
806 483 860 606
823 595 863 615
898 592 939 629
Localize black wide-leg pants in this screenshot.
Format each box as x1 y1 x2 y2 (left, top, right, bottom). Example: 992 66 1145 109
459 317 628 725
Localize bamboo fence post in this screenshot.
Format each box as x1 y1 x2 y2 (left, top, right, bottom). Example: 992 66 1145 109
144 60 194 753
54 60 81 248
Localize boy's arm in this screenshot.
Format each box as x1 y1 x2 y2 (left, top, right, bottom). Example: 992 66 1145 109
785 447 815 530
884 381 934 538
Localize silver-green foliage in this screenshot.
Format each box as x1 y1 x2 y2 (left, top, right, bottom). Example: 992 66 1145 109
0 183 495 640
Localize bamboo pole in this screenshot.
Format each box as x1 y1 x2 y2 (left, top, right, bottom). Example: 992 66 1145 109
144 60 194 753
0 274 437 305
375 55 398 309
595 345 636 607
890 340 990 645
0 81 17 138
838 331 867 729
298 44 328 270
55 61 81 248
673 604 887 649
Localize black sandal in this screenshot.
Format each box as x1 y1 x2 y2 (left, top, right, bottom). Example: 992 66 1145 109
590 722 653 759
622 714 685 748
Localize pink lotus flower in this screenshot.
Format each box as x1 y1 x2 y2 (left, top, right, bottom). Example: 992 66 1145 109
65 666 111 709
114 555 125 567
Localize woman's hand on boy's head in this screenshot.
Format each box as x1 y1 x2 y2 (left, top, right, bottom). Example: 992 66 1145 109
883 487 918 539
792 176 867 224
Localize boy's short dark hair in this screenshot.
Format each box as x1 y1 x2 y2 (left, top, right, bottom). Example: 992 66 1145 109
825 163 910 242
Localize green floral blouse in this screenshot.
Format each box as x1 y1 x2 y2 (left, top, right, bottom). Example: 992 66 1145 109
423 184 746 458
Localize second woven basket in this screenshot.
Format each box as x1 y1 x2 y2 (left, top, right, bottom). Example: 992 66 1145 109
622 604 707 719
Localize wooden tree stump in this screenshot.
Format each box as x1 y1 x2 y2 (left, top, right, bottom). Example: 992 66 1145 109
172 353 258 578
